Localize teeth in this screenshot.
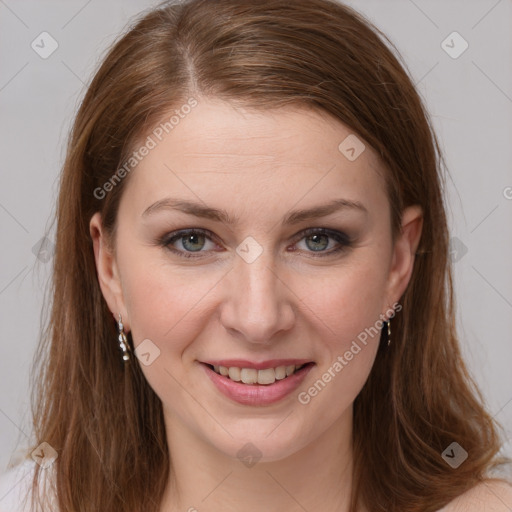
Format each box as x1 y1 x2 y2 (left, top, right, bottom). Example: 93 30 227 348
274 366 286 380
213 364 306 385
257 368 276 385
228 367 241 382
240 368 258 384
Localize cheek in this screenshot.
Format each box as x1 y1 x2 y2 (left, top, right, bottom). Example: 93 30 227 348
295 261 386 420
298 257 389 347
118 254 224 403
118 249 222 350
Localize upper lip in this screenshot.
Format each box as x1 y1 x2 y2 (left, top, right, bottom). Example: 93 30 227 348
201 359 313 370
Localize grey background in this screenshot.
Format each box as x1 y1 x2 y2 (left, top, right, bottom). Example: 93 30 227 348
1 0 511 473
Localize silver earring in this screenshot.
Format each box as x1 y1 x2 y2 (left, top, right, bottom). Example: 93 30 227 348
387 319 391 347
117 314 131 362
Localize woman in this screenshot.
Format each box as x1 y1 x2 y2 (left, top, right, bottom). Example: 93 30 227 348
0 0 511 510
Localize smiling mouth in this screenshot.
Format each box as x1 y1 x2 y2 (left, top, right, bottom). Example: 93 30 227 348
204 363 312 385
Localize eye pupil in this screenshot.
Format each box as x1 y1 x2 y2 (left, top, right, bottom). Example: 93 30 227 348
306 234 329 251
182 233 205 252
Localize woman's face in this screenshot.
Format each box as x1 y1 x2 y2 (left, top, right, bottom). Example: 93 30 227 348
91 98 421 462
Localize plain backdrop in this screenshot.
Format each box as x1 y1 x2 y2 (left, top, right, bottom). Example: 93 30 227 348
1 0 511 474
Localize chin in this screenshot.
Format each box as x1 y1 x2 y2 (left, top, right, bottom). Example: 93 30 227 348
206 419 314 465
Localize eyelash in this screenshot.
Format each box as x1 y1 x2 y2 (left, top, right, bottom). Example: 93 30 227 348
159 227 352 259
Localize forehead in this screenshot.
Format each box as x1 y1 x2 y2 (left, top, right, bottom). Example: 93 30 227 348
119 98 387 221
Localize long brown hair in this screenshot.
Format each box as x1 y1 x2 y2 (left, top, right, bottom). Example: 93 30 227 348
28 0 510 510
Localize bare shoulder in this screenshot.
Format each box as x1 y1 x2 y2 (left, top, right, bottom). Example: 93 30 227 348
439 480 512 511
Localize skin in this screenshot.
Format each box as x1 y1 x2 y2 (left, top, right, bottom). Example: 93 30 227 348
90 98 423 512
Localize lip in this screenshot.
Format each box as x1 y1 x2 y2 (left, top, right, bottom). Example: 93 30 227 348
202 359 312 370
200 361 315 406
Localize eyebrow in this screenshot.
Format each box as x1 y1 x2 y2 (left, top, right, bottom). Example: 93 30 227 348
141 197 368 225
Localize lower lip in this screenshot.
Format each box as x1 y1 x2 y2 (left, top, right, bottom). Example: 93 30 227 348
200 362 315 406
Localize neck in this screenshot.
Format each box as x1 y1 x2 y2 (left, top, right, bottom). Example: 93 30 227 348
159 407 356 512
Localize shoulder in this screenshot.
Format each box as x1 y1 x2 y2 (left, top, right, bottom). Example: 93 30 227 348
0 458 35 512
0 457 57 512
439 480 512 512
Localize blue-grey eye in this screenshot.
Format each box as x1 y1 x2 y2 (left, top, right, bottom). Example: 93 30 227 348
180 232 206 252
296 229 349 254
162 229 217 256
304 233 330 252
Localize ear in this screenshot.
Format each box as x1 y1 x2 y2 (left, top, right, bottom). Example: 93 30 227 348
89 212 130 332
384 205 423 311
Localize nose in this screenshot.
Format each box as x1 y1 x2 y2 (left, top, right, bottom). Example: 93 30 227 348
219 250 295 345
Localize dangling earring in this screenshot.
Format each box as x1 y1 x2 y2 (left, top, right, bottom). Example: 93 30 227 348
117 314 131 362
387 319 392 347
